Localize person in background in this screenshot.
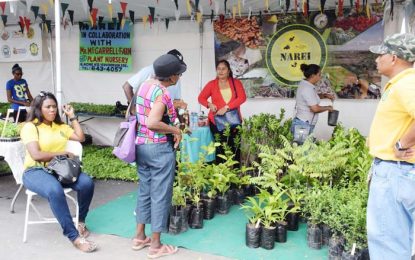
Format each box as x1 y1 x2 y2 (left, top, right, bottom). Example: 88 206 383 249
291 63 334 135
131 54 185 258
20 92 97 253
122 49 187 110
198 60 247 164
366 33 415 259
6 63 33 122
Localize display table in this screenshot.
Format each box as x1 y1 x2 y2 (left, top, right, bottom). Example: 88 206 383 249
181 126 215 163
0 140 25 212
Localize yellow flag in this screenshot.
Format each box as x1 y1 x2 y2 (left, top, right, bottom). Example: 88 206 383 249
107 3 113 19
366 4 371 18
196 12 202 23
265 0 269 10
143 15 148 28
232 6 236 19
186 0 192 16
49 0 54 7
121 18 126 29
89 14 93 27
238 0 241 17
41 3 48 15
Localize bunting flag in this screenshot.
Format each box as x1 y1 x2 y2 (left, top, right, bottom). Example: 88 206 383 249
129 10 135 24
366 2 371 18
258 11 263 26
285 0 290 13
142 15 148 28
1 14 6 26
248 6 252 19
39 14 46 23
24 17 31 36
302 0 309 17
165 18 169 29
120 2 127 16
61 3 69 17
175 9 180 22
232 6 236 19
68 10 74 25
107 3 113 19
26 0 34 13
9 1 16 14
195 0 200 9
214 0 220 14
112 17 117 28
31 6 39 20
355 0 360 14
224 0 228 13
174 0 178 10
186 0 191 16
265 0 269 10
90 8 98 27
49 0 54 7
219 14 224 24
121 17 126 29
117 12 123 23
337 0 344 17
0 2 5 15
148 7 155 24
210 9 214 23
88 0 94 12
19 16 24 33
41 3 49 15
238 0 241 17
196 12 202 23
294 0 298 12
98 16 104 25
45 19 51 33
320 0 326 13
149 14 153 27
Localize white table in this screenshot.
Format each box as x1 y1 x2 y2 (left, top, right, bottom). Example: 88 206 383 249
0 139 25 212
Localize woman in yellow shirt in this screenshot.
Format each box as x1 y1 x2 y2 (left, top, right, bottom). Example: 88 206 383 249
20 92 97 253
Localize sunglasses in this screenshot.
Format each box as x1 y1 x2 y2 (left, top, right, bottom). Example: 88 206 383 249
39 91 54 97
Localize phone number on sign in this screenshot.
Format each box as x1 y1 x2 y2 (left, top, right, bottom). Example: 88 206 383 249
80 64 127 72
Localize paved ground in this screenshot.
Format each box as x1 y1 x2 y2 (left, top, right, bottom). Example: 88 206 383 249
0 173 230 260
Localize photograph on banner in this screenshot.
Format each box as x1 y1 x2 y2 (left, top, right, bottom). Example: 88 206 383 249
0 25 42 62
79 22 132 73
214 4 383 99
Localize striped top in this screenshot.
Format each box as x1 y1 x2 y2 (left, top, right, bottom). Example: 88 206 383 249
135 79 177 144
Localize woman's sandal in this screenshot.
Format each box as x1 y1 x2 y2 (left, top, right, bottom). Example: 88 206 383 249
73 237 98 253
78 222 90 238
131 236 151 251
147 244 178 259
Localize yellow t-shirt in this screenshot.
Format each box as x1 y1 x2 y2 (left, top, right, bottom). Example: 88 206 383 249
220 87 232 103
368 68 415 163
20 121 74 169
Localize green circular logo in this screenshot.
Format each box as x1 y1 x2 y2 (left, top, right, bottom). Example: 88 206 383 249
266 24 327 86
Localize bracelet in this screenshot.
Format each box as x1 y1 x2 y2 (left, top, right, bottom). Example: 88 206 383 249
69 116 78 122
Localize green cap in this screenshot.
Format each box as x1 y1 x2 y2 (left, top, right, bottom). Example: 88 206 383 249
369 33 415 63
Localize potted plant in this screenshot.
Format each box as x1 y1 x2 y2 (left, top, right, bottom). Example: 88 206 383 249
0 120 21 142
285 188 304 231
240 196 264 248
230 166 252 205
203 164 217 220
303 188 324 249
169 182 186 235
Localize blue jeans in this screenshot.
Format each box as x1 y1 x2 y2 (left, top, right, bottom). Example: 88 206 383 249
135 142 175 233
23 167 94 241
367 159 415 259
290 117 315 135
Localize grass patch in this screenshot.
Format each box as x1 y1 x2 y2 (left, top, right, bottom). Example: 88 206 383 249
82 145 137 181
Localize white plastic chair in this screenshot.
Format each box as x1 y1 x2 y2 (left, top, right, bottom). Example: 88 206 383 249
23 140 83 242
15 106 29 125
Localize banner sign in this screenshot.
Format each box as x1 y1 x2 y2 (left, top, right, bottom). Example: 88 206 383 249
79 22 132 73
214 8 384 99
0 25 42 62
266 24 327 85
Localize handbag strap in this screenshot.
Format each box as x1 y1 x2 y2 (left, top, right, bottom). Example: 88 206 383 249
126 85 141 119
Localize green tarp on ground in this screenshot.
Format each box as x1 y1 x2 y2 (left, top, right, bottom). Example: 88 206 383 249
86 192 328 260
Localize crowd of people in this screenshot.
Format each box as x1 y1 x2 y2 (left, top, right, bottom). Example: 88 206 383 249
5 32 415 259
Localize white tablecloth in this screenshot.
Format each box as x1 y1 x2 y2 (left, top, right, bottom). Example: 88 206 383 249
0 140 25 184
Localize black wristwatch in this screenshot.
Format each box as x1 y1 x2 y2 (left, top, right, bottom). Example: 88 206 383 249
395 140 409 151
69 116 78 122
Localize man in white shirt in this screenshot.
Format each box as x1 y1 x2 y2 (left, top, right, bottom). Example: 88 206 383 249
122 49 187 109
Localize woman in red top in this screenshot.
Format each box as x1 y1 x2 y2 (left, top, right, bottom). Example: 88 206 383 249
198 60 247 164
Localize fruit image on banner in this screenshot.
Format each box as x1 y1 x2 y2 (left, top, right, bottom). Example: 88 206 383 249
266 24 327 86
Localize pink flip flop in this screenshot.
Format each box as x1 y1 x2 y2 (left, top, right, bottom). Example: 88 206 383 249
147 244 178 259
131 236 151 251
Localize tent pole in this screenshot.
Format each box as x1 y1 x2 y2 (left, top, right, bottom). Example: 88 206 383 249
198 21 204 113
54 0 62 106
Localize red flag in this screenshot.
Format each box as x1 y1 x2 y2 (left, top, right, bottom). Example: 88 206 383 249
90 8 98 27
24 17 31 34
338 0 344 17
0 2 5 15
120 2 127 16
355 0 360 13
19 16 25 33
